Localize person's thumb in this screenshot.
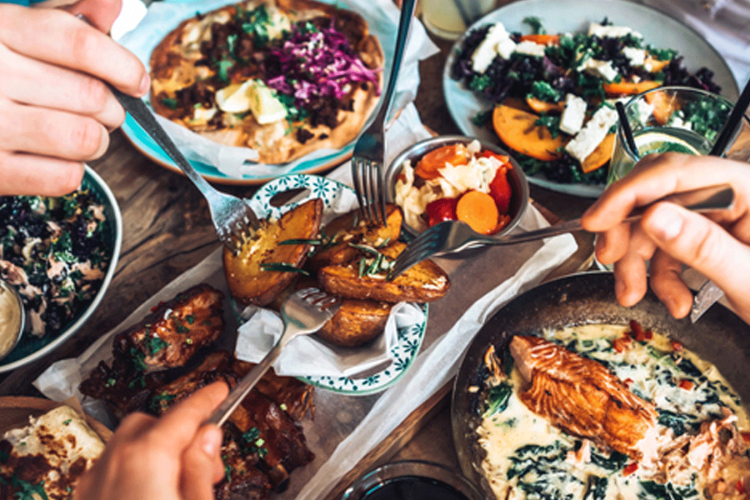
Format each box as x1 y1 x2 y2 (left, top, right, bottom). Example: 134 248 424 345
63 0 122 34
642 203 750 312
180 425 225 500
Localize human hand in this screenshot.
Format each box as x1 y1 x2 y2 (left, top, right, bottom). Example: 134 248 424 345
0 0 148 197
74 381 229 500
581 153 750 325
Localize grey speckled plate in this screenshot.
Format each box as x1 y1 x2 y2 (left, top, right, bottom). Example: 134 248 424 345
451 272 750 499
443 0 739 198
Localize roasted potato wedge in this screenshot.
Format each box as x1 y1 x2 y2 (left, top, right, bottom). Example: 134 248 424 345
318 241 449 303
305 204 402 272
224 199 323 306
317 299 392 347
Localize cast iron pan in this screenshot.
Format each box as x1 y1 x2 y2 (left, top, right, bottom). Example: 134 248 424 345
451 271 750 498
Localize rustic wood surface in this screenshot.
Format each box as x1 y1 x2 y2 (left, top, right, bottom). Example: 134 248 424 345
0 18 597 496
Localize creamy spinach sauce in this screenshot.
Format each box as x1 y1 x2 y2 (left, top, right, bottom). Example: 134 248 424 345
477 324 749 500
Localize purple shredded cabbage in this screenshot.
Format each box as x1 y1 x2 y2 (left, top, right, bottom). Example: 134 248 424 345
265 23 380 107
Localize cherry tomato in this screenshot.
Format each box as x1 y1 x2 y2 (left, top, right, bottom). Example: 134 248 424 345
425 198 458 227
489 166 512 215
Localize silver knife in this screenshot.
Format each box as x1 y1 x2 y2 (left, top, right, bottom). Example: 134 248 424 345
690 280 724 323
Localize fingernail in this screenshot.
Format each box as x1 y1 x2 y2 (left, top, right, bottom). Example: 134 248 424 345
648 206 683 241
139 74 151 96
202 426 222 456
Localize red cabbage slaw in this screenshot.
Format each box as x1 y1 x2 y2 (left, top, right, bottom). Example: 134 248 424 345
265 22 381 106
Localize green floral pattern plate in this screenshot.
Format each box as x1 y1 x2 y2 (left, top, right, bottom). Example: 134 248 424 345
243 174 428 396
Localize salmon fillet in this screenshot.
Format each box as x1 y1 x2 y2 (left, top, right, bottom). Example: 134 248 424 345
510 335 658 460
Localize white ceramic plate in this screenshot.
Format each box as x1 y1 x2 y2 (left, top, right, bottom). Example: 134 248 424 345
443 0 739 198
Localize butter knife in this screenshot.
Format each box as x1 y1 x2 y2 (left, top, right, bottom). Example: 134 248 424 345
690 280 724 323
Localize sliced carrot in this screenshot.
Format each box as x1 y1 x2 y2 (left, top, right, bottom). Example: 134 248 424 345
645 55 670 73
526 97 565 114
603 80 660 96
581 133 615 173
519 34 560 45
492 104 567 161
416 144 467 173
456 191 499 235
645 89 680 125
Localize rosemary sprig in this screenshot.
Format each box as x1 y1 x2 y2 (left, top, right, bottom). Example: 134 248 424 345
349 243 380 256
279 238 322 245
358 257 367 278
260 263 310 275
377 237 391 249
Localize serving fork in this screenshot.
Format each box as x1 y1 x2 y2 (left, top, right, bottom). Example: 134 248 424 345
388 184 735 279
206 288 340 427
351 0 416 226
109 87 259 253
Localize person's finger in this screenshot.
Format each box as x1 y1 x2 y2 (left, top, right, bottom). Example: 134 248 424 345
610 221 657 307
0 5 149 97
641 203 750 307
0 152 84 196
152 381 229 452
0 100 109 161
180 425 225 500
581 153 750 232
63 0 123 33
594 223 631 265
649 249 693 319
0 46 124 130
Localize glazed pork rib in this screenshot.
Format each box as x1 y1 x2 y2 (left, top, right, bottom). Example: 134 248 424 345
510 334 658 460
114 284 225 370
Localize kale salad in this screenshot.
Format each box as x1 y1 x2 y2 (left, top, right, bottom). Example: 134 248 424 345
0 190 111 340
450 17 722 186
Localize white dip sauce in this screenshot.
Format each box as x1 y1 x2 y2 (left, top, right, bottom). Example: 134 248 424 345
0 283 22 357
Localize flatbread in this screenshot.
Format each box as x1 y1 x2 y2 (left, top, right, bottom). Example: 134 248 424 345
149 0 384 164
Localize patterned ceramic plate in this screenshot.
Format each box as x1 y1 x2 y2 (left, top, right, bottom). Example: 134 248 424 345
242 174 428 396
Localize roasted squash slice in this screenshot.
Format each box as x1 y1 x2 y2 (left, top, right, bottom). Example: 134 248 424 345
492 104 567 161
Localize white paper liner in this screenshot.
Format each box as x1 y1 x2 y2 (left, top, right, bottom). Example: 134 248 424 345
116 0 439 178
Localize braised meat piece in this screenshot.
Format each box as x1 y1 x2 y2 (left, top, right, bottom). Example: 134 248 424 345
215 439 272 500
233 359 314 422
149 351 236 415
114 284 225 370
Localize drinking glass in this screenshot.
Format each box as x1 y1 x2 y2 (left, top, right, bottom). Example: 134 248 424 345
608 86 746 184
340 460 484 500
421 0 498 40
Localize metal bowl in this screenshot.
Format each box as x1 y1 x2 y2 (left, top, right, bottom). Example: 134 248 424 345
0 166 122 373
385 135 530 238
451 272 750 499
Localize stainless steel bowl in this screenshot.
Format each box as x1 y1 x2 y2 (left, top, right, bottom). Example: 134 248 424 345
385 135 529 238
0 278 25 361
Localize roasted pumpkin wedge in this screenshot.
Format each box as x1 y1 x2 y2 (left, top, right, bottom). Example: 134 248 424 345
224 198 323 306
492 104 567 161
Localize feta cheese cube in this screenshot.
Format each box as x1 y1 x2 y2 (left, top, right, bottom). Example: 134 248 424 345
471 22 515 73
588 23 642 39
623 47 646 67
580 58 619 82
565 105 619 164
559 94 587 135
515 40 546 57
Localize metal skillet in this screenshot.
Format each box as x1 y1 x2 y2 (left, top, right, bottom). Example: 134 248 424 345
451 271 750 499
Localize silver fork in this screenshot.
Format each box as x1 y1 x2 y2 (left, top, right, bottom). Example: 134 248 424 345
206 288 340 427
351 0 416 226
109 87 259 253
389 184 735 279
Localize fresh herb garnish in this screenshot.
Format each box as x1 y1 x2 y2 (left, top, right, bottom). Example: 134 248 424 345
259 263 309 275
279 238 322 245
161 98 178 110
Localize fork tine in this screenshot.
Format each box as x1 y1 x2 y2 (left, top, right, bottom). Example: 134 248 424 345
363 160 376 225
351 159 368 223
391 247 428 277
316 296 340 308
370 159 385 226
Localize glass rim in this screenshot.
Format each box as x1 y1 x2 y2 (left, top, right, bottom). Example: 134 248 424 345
616 85 745 162
340 460 484 500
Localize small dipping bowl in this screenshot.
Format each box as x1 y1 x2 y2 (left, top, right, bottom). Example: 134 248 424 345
0 279 25 361
341 460 484 500
385 135 529 240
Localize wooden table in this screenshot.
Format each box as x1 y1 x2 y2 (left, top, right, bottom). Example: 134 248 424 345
0 22 598 499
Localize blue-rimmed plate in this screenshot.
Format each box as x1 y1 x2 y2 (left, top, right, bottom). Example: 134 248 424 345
117 0 405 186
239 174 428 395
443 0 739 198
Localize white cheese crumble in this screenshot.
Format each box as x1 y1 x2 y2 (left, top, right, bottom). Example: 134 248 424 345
514 40 546 57
588 22 642 39
623 47 646 67
558 94 587 135
565 105 618 164
471 22 515 73
579 58 619 82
